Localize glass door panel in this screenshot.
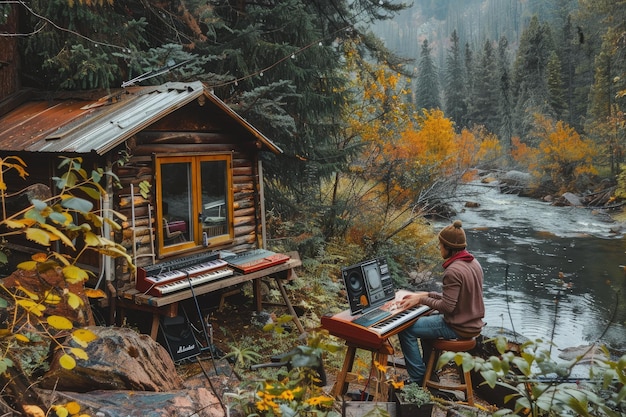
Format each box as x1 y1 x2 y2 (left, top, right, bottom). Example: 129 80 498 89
200 160 228 238
160 162 193 246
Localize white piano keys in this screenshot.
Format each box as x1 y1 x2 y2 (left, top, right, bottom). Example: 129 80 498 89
146 259 228 284
182 259 227 276
146 270 186 283
155 267 234 295
369 305 431 335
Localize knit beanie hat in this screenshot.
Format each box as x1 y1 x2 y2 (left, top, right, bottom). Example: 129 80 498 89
438 220 466 250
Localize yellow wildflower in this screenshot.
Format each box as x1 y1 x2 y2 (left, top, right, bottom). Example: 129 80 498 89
280 389 295 401
374 360 387 372
256 400 269 411
390 379 405 389
306 395 334 407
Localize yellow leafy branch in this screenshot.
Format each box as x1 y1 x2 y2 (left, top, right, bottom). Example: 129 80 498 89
0 156 133 273
2 280 97 371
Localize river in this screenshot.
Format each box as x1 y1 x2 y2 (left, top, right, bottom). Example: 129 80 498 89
436 183 626 354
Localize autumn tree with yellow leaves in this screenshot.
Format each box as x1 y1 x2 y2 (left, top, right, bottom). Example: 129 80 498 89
384 109 503 197
0 156 132 417
321 39 414 241
512 115 599 194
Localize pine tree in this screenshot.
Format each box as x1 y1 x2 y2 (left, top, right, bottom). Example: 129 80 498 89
559 14 576 127
571 0 606 133
444 30 466 130
201 0 349 211
414 39 441 111
463 42 476 128
19 1 219 90
579 0 626 176
197 0 411 221
20 2 149 90
585 1 626 125
547 51 567 119
496 36 513 156
512 15 555 142
471 39 499 133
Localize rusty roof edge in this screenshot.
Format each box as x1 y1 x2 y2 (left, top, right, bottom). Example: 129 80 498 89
203 88 283 155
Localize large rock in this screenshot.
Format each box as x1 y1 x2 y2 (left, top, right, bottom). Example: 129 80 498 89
500 170 532 194
49 386 225 417
502 170 532 186
558 344 609 363
561 192 583 207
41 326 184 392
35 327 231 416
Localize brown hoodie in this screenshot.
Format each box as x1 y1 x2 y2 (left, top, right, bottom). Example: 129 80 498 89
421 250 485 338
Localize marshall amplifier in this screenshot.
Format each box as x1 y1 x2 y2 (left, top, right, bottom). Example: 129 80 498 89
158 315 201 363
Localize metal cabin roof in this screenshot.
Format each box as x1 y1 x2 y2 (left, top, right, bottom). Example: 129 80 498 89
0 81 282 155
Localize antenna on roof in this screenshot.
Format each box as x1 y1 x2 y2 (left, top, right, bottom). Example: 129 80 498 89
121 59 192 88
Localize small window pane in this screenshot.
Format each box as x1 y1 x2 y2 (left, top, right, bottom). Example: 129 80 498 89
160 162 192 246
200 160 228 238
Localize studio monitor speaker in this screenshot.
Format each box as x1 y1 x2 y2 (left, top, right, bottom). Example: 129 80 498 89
342 264 368 314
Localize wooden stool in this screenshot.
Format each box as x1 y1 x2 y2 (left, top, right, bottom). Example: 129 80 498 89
423 338 476 406
332 341 394 402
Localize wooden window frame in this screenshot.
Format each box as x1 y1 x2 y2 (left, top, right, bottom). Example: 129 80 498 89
155 153 234 256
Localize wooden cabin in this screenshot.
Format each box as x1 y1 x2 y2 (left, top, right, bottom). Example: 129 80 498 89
0 81 282 290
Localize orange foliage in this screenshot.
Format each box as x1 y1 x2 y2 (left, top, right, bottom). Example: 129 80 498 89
535 118 598 187
387 109 456 174
452 126 502 181
514 116 598 192
342 39 413 174
475 130 503 166
392 121 502 175
345 221 381 246
456 128 481 170
511 136 538 168
382 111 504 186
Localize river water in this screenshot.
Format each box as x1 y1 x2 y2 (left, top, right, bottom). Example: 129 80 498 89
435 183 626 354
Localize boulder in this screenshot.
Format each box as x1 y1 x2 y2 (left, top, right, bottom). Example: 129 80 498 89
41 326 184 392
499 170 532 194
502 170 532 186
48 386 225 417
558 344 609 363
561 192 583 207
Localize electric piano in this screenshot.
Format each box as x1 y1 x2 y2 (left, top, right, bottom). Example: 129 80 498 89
136 252 233 296
224 249 290 274
321 290 431 350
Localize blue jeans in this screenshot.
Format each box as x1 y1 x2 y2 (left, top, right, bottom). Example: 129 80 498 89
397 314 459 384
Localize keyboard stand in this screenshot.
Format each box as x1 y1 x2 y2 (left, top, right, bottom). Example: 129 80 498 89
321 290 432 402
332 341 394 402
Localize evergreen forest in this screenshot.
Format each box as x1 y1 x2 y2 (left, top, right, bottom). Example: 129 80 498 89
3 0 626 270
